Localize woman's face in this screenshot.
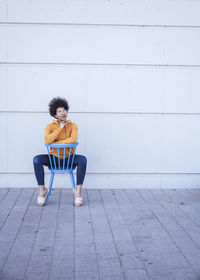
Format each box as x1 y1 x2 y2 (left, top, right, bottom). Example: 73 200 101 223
55 107 67 122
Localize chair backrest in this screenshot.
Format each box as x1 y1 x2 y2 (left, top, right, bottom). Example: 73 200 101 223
45 142 79 173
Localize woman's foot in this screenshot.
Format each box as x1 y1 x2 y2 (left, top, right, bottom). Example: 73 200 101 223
73 189 83 206
37 188 49 206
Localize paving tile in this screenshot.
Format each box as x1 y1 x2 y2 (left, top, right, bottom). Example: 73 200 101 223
100 276 124 280
26 254 52 274
75 254 98 272
97 255 123 278
115 239 137 255
119 253 145 270
75 270 99 280
50 259 74 278
25 272 50 280
0 255 28 279
50 277 74 280
124 268 149 280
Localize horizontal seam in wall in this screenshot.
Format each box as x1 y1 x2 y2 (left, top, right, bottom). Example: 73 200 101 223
0 111 200 115
1 62 200 68
0 172 200 175
0 22 200 29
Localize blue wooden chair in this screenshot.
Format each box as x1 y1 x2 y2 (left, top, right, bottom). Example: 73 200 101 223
44 142 79 204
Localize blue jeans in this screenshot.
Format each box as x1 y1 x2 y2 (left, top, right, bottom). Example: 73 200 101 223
33 154 87 186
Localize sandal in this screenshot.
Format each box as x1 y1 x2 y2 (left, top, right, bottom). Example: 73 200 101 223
73 189 83 206
37 188 49 206
74 196 83 207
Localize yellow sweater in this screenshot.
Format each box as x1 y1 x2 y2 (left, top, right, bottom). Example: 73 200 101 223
44 119 78 159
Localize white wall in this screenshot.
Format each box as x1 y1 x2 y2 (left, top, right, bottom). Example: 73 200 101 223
1 0 200 188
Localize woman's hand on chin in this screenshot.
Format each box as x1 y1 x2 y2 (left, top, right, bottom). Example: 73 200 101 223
59 120 66 129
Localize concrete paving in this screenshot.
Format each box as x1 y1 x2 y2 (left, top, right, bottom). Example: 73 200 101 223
0 188 200 280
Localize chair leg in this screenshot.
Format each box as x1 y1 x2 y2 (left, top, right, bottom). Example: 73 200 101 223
69 172 76 189
45 173 54 205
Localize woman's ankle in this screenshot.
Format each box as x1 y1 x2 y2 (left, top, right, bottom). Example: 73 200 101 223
75 185 82 196
38 185 47 196
73 188 81 197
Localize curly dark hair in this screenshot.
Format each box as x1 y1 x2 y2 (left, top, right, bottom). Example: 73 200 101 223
48 97 70 117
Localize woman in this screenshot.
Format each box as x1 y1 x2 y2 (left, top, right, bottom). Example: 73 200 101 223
33 97 87 207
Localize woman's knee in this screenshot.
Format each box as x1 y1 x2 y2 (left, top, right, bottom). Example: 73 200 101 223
79 155 87 166
33 154 50 166
33 155 41 165
82 155 87 165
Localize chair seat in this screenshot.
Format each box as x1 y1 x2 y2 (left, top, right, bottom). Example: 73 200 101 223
48 166 76 172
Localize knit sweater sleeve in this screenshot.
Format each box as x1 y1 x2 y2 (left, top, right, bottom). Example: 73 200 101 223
44 124 63 144
54 123 78 144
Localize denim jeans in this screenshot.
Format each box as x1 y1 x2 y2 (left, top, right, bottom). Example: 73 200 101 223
33 154 87 186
